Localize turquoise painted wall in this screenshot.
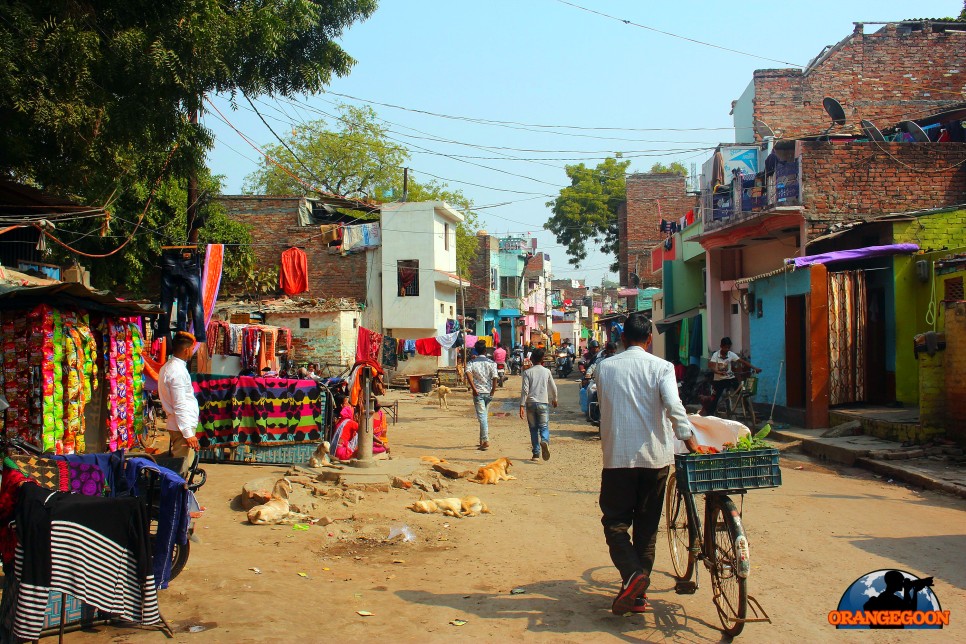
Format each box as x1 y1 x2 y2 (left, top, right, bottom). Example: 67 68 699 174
747 269 811 406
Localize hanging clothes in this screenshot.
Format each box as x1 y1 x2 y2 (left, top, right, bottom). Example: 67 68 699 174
492 328 500 345
415 337 442 357
159 249 206 342
342 222 382 253
200 244 224 333
356 327 383 364
319 223 342 244
403 339 417 354
381 335 398 368
678 317 690 365
465 335 478 348
436 332 461 350
0 463 33 566
10 484 161 640
445 319 457 333
279 247 309 296
828 271 868 405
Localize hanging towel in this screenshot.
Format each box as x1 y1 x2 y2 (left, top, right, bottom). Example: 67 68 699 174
403 339 417 354
279 247 308 295
342 222 382 253
436 332 461 350
319 223 342 244
415 337 442 357
356 327 383 363
200 244 224 331
382 335 398 368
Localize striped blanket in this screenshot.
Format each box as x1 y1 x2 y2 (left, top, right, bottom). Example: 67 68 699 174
192 375 325 447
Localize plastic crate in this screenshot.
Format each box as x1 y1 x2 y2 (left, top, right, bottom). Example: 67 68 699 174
675 449 781 493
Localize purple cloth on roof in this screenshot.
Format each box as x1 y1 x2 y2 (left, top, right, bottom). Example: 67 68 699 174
786 244 919 269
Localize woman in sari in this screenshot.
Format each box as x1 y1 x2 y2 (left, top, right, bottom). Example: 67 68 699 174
332 406 359 461
372 398 389 454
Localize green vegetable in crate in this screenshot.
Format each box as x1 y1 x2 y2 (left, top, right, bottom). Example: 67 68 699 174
723 424 772 452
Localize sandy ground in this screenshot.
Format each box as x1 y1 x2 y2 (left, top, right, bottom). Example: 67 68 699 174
73 377 965 643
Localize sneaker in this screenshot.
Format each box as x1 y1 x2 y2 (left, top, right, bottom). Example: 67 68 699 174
530 455 540 461
630 595 650 613
540 440 550 461
612 571 649 616
478 441 489 451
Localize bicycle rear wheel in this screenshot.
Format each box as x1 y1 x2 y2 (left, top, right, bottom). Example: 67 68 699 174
664 472 695 580
709 496 748 637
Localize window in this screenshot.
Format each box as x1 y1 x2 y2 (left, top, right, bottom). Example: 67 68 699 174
490 268 498 290
945 276 964 302
397 259 419 296
449 306 454 317
299 318 310 329
440 303 444 314
444 223 449 251
500 276 520 298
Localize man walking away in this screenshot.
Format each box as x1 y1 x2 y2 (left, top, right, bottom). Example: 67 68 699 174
595 314 701 615
519 348 558 461
465 340 498 450
158 331 202 476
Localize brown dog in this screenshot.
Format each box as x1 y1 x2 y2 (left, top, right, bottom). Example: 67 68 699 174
470 457 516 485
433 385 451 409
460 496 492 517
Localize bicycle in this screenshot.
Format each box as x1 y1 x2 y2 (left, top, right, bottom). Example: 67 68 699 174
716 375 758 429
665 450 779 637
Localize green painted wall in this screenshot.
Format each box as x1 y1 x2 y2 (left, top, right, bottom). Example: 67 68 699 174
892 208 966 404
666 257 705 316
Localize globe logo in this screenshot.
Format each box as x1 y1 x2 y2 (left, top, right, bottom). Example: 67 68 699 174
829 569 948 629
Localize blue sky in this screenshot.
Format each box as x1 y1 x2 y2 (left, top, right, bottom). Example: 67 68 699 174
205 1 961 286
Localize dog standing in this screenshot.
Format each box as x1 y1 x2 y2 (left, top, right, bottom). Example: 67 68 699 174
433 385 451 410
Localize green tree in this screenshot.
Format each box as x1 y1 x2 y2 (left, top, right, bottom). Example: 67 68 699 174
544 156 630 270
0 0 377 291
245 106 480 276
649 161 689 176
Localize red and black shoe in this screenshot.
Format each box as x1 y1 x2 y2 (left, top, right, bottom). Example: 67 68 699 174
612 571 650 615
630 595 650 613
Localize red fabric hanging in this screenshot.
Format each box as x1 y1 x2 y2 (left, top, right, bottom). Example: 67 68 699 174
279 247 308 296
355 326 383 364
415 337 442 356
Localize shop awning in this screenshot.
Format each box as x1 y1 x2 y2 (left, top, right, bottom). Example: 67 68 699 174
654 306 701 334
0 282 162 315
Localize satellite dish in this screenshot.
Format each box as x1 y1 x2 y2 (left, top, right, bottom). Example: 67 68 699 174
823 97 847 126
860 119 886 142
899 120 930 142
753 119 775 139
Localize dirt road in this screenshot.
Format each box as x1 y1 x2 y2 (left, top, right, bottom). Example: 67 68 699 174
82 378 965 642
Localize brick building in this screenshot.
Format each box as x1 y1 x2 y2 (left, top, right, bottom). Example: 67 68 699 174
217 195 374 302
735 21 966 143
619 173 698 288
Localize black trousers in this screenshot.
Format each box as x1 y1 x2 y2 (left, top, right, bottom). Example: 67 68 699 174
709 377 737 415
599 466 669 583
159 250 206 342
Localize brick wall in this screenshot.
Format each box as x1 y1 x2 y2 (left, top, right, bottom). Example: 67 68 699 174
622 174 697 288
754 23 966 140
218 196 368 300
466 234 496 309
800 141 966 237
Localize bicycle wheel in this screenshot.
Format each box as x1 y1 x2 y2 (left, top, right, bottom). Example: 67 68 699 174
664 472 695 580
709 496 748 637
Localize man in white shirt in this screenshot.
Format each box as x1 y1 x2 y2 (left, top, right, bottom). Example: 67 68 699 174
595 314 701 616
158 332 201 467
707 337 761 415
465 340 498 451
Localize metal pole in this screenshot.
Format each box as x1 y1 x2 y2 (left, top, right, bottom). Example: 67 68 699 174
460 272 467 383
402 167 409 202
353 366 376 467
767 360 785 425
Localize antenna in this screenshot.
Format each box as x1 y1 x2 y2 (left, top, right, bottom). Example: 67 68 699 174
753 119 775 139
899 120 930 142
821 97 847 140
860 119 886 142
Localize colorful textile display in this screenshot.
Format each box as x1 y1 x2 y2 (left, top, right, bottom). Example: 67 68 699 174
99 317 146 451
356 326 382 364
193 375 326 447
67 462 106 497
10 455 68 491
201 243 224 330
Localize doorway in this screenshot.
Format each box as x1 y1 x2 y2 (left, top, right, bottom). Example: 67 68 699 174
865 286 890 404
785 295 806 408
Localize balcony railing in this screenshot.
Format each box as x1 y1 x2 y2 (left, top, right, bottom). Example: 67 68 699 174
703 158 801 231
500 297 522 311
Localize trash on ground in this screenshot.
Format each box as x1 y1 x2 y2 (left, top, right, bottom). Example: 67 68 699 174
249 567 261 574
794 466 804 470
188 625 206 633
292 523 309 531
297 572 308 577
450 619 467 626
357 610 374 617
392 559 405 564
388 525 416 542
510 587 526 595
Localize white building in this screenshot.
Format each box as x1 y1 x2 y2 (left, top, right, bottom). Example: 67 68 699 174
379 202 466 374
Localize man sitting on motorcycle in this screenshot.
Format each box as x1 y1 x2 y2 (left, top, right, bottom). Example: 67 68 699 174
493 343 508 386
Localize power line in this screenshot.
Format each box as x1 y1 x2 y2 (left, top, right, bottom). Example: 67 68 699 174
551 0 805 67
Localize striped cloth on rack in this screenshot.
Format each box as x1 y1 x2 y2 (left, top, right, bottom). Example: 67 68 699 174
10 485 160 640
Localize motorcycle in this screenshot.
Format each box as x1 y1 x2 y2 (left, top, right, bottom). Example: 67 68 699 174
496 362 507 388
556 351 573 379
509 348 524 375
